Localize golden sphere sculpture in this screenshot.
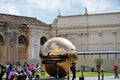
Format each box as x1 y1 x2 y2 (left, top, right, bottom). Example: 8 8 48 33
40 37 78 78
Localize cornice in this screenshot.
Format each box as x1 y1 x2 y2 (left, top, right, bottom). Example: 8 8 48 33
29 25 50 31
59 11 120 18
56 23 120 30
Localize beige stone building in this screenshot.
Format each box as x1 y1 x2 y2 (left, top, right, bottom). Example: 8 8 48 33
0 11 120 71
51 11 120 71
52 12 120 51
0 13 49 63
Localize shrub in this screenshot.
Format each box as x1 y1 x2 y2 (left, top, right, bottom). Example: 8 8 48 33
0 63 5 68
94 58 103 65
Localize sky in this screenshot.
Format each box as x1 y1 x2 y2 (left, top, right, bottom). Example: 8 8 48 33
0 0 120 24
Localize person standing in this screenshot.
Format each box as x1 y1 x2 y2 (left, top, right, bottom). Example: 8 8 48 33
70 62 76 80
6 63 10 80
31 63 35 78
34 64 41 80
15 63 22 74
113 62 119 78
0 67 5 80
27 64 32 80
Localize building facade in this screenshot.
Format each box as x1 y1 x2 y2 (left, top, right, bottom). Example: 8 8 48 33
51 12 120 71
0 13 50 63
0 12 120 71
52 12 120 51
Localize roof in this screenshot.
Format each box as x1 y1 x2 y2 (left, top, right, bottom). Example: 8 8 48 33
0 13 48 26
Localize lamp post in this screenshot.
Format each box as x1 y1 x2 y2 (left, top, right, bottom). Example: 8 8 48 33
81 65 84 77
95 58 103 80
79 65 84 80
101 69 104 80
98 69 100 80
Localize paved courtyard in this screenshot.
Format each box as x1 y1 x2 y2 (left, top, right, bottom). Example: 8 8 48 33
76 76 119 80
25 76 119 80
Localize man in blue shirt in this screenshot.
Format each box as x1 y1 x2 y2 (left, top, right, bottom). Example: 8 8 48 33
70 62 76 80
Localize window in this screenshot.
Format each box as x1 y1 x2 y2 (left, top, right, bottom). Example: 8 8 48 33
40 36 47 45
0 35 4 44
18 35 27 44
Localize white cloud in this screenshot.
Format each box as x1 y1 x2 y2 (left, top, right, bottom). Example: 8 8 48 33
80 0 120 13
0 3 20 15
0 0 119 23
26 0 72 12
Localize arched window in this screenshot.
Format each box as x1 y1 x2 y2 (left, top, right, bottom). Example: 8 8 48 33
0 34 4 45
18 35 27 44
40 36 47 45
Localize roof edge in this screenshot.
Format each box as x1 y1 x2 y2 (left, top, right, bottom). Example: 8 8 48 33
58 11 120 18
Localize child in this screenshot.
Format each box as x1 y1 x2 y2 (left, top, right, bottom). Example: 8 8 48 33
34 64 41 80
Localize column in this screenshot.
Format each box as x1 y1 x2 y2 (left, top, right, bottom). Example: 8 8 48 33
6 32 11 62
98 32 103 50
16 32 19 61
85 33 89 50
81 33 83 50
113 31 117 50
79 33 82 50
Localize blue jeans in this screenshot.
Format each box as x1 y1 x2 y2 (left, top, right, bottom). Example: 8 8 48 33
35 75 40 80
114 70 119 78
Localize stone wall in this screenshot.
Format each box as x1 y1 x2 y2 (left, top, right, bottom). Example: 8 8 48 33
76 58 120 72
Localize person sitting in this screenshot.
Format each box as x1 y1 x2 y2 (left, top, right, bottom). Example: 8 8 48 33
8 65 19 80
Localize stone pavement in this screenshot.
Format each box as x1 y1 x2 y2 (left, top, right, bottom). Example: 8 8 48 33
26 76 119 80
75 76 120 80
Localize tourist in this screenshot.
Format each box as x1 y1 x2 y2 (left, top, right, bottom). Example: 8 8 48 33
0 67 5 80
70 62 76 80
15 63 22 74
113 62 119 78
31 63 35 78
6 63 10 80
27 64 32 80
34 64 41 80
8 65 19 80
